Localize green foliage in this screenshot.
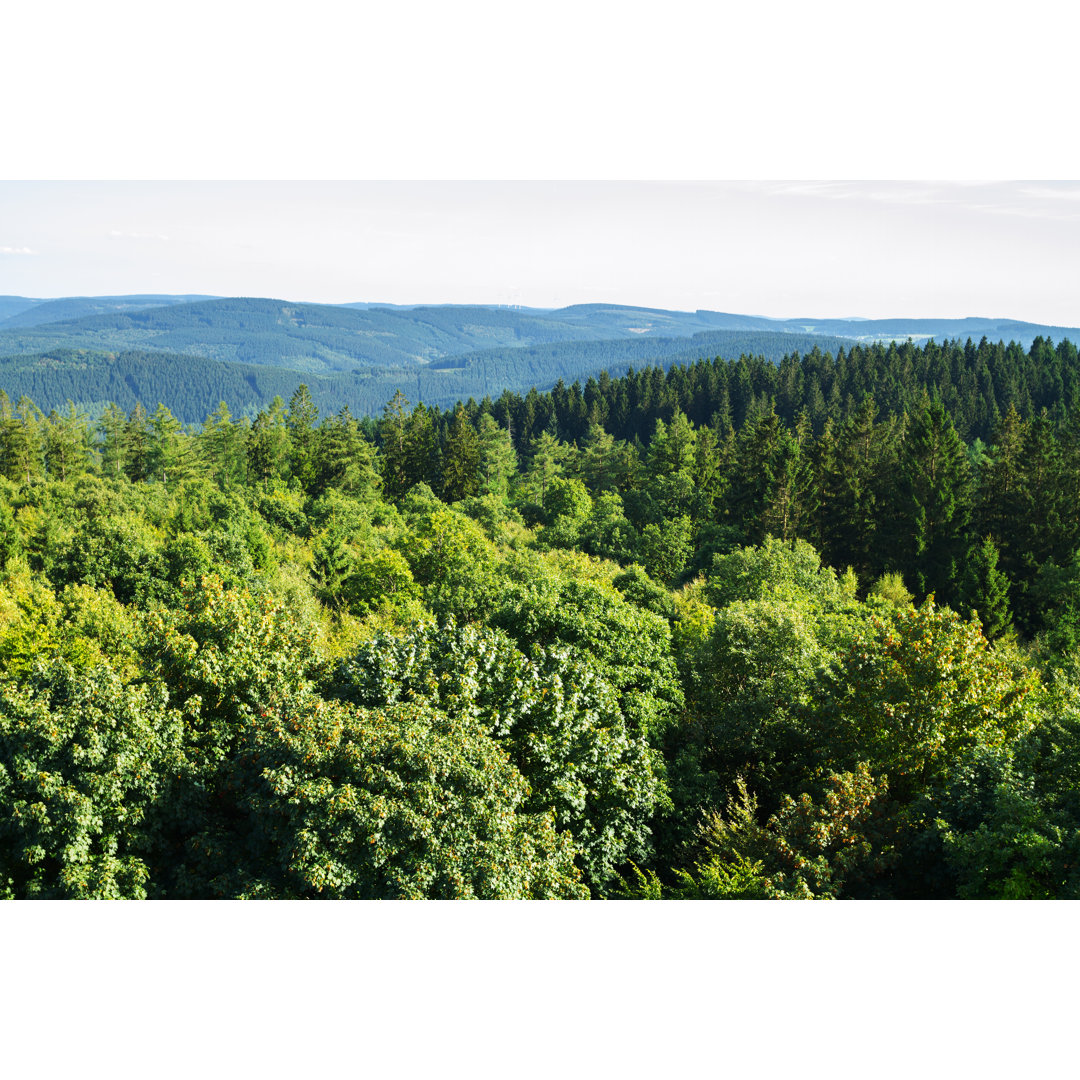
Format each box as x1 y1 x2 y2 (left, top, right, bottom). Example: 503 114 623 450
489 562 683 739
892 396 973 602
959 535 1012 640
396 503 503 622
818 599 1039 803
688 594 838 801
199 694 588 899
0 659 182 898
683 766 896 899
331 619 665 894
612 564 678 621
1 339 1080 900
867 571 913 606
578 490 638 564
706 535 845 611
939 775 1080 899
538 476 593 550
639 514 693 585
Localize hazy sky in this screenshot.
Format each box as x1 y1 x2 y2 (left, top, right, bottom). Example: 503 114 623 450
2 180 1079 323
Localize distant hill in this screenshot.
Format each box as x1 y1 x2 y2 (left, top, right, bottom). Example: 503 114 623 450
2 295 1073 363
0 297 641 372
0 297 46 323
0 294 1076 420
0 331 852 423
0 294 219 330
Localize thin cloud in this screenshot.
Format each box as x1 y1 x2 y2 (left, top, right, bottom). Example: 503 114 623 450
752 181 958 205
109 229 170 241
1017 184 1080 201
747 180 1080 224
0 246 36 255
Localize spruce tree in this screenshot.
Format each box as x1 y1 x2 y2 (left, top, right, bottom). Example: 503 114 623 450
959 535 1012 641
892 395 973 603
441 405 481 503
379 390 411 499
403 403 441 491
125 402 152 483
287 384 319 492
247 397 289 486
99 402 128 480
476 413 517 499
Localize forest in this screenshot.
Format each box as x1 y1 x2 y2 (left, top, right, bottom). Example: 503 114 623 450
2 333 1080 899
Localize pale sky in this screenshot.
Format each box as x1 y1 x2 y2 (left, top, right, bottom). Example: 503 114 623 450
2 180 1080 325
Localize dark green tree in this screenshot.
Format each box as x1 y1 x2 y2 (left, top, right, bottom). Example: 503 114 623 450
891 396 972 602
441 404 481 502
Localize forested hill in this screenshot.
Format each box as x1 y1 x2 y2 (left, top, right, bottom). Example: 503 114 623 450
483 334 1080 447
0 298 1075 423
0 294 218 330
0 295 1075 414
0 297 863 374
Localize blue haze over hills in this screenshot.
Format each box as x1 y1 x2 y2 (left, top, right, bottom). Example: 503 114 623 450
0 294 1074 422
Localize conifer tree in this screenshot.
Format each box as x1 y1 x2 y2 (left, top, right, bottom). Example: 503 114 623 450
476 413 517 499
959 535 1012 641
760 417 812 543
728 401 781 543
820 395 890 580
522 429 569 513
441 404 481 502
403 403 441 491
314 408 381 498
44 403 90 482
125 402 152 483
8 396 44 486
99 402 128 480
148 404 192 490
287 384 319 491
976 403 1025 578
201 401 241 487
892 395 972 603
379 390 411 499
247 397 289 486
645 411 698 521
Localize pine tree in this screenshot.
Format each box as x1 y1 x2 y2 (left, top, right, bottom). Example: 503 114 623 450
403 403 441 491
125 402 152 483
821 395 889 580
976 403 1025 578
379 390 411 499
522 429 569 513
8 396 44 486
760 417 812 543
728 401 781 543
44 402 90 482
441 404 481 502
201 401 240 487
892 395 973 603
645 411 698 521
247 397 289 486
99 402 128 480
287 384 319 491
959 535 1012 641
148 403 191 490
476 413 517 499
313 408 381 498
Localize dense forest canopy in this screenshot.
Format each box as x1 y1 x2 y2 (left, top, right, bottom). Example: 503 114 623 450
3 332 1080 898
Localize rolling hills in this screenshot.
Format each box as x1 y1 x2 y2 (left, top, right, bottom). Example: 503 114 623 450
0 293 1075 422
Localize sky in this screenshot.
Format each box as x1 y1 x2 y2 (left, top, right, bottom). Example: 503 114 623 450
3 179 1080 324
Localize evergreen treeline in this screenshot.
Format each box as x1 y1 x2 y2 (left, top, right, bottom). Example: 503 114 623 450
3 333 1080 899
481 334 1080 448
